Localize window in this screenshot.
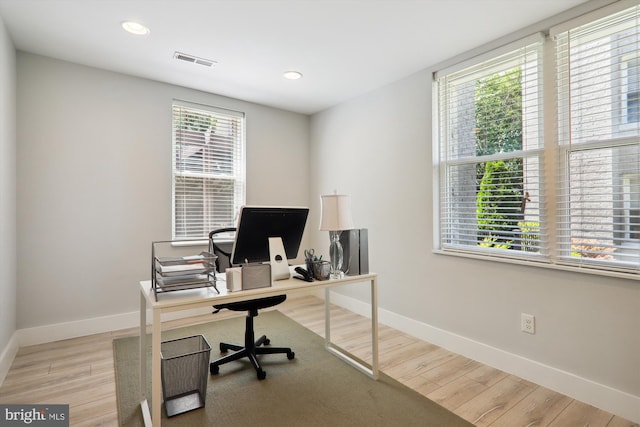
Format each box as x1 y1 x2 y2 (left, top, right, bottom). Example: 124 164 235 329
435 3 640 275
435 35 544 260
172 101 245 240
622 174 640 240
624 58 639 124
555 4 640 270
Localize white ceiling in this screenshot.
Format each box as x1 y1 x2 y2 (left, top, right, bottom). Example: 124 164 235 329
0 0 589 115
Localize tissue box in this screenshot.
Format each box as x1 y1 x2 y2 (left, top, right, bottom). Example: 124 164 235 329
225 267 242 292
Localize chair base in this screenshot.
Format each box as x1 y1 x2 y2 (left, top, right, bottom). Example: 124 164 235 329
209 313 294 380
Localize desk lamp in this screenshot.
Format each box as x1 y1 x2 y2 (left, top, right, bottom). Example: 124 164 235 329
319 194 354 279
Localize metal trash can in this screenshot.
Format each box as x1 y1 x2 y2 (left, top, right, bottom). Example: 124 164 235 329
161 335 211 417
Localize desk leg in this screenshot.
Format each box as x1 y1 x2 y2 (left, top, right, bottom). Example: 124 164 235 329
324 278 379 380
140 291 152 426
370 276 379 379
151 309 162 427
324 287 331 347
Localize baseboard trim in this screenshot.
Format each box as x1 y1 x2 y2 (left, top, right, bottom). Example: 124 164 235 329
16 306 214 347
0 332 19 387
327 291 640 424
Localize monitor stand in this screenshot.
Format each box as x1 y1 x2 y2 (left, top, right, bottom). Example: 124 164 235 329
268 237 291 280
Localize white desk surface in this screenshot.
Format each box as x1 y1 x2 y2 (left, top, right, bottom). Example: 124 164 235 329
140 269 378 311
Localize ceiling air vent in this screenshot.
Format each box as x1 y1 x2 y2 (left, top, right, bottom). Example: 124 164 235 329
173 51 217 68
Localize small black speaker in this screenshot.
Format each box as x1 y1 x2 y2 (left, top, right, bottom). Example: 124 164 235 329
339 229 369 276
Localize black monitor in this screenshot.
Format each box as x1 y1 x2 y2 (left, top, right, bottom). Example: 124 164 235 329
231 206 309 265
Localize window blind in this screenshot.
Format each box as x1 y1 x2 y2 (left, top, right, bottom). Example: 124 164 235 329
555 4 640 272
437 37 545 259
172 101 246 240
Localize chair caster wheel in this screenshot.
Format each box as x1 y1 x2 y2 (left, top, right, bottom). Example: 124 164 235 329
210 364 219 375
219 343 227 352
257 370 266 380
287 351 295 360
264 338 271 346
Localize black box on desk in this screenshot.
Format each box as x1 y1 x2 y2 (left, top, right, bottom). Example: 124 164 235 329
339 229 369 276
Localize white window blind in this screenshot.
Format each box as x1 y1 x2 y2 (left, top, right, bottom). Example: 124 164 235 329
555 4 640 272
437 37 545 259
172 101 246 240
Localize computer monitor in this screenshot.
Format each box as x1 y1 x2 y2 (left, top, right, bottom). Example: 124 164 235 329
231 206 309 266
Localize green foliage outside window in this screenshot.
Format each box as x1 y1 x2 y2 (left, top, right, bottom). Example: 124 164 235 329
519 221 541 252
479 221 540 252
475 68 523 156
476 160 523 244
175 111 214 133
474 68 526 248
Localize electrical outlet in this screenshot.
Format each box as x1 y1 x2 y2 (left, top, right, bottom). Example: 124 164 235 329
521 313 535 334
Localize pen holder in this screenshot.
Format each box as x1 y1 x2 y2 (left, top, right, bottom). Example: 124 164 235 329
312 260 331 281
305 259 314 276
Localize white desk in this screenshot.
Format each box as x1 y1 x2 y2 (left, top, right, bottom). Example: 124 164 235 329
139 270 378 427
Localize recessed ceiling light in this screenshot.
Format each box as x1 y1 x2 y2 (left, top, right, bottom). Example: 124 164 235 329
283 71 303 80
121 21 150 36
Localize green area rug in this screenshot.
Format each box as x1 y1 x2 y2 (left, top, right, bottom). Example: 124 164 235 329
114 310 472 426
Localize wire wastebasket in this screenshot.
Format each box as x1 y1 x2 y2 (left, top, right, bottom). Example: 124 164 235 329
161 335 211 417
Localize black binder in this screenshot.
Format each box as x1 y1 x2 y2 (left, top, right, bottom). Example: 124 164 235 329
339 229 369 276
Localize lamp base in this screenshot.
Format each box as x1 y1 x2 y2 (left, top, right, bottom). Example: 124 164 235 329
328 230 344 280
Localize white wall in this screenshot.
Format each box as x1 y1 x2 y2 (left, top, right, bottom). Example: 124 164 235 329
0 13 17 380
309 11 639 424
16 53 310 330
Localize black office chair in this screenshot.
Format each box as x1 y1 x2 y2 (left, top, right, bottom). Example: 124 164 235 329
208 228 295 380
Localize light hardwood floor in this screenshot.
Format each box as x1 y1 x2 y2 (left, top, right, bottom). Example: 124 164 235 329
0 293 636 426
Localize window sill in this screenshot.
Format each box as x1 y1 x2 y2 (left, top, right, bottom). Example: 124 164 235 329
433 249 640 282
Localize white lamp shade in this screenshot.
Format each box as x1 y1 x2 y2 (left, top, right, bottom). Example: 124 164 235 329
319 194 354 231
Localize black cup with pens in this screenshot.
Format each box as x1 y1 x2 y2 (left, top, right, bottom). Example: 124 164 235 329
304 248 330 281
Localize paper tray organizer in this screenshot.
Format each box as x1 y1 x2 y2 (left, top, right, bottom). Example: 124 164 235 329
151 240 219 300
